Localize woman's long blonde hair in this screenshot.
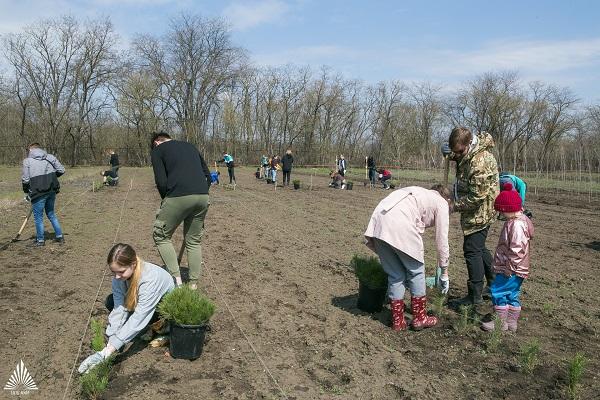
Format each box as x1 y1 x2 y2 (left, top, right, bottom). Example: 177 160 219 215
107 243 144 311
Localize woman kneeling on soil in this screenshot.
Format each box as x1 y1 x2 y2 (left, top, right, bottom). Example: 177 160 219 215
364 185 451 330
78 243 174 373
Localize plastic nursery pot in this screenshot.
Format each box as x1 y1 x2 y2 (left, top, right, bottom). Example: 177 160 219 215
293 182 300 190
356 281 387 313
346 182 353 190
169 322 208 360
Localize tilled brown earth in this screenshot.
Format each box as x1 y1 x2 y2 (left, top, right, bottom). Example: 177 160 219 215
0 167 598 399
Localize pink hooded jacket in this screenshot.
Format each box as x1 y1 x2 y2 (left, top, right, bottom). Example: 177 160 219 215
364 186 449 267
493 214 534 278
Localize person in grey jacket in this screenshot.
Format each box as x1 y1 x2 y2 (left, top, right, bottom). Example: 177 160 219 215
78 243 174 374
21 143 65 246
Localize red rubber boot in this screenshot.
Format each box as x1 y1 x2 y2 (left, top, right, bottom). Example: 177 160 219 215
390 299 407 331
411 296 438 330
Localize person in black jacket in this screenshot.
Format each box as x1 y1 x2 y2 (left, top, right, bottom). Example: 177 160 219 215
281 149 294 186
150 132 211 289
109 149 119 175
367 156 376 186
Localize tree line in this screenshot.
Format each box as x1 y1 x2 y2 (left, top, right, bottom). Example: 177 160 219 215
1 14 599 175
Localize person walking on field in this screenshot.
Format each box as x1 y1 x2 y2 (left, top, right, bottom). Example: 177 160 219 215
441 127 499 306
281 149 294 186
151 132 211 289
220 152 236 185
338 154 347 176
21 143 66 246
481 183 534 333
78 243 174 373
260 154 269 179
364 185 452 330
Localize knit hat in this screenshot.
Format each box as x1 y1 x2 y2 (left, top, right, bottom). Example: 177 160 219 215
494 183 522 212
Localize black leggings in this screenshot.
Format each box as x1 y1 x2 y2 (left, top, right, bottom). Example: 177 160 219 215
283 171 291 185
227 167 235 184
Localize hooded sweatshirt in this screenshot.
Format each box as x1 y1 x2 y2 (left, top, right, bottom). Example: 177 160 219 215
22 148 65 201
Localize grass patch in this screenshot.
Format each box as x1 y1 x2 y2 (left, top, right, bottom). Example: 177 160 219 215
90 318 105 352
567 352 587 400
519 339 541 375
351 254 387 289
79 357 113 400
158 285 216 325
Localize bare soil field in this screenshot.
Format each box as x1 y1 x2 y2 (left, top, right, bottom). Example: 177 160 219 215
0 166 598 399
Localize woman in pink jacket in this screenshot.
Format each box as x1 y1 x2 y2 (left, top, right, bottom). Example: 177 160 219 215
481 183 534 333
364 184 451 331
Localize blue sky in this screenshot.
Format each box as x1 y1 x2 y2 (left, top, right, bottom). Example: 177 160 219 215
1 0 599 103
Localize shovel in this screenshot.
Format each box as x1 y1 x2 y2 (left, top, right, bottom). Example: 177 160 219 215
13 208 33 242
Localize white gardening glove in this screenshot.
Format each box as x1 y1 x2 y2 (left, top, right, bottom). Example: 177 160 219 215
436 266 449 295
78 347 112 374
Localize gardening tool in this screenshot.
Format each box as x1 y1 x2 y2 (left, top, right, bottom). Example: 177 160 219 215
365 156 368 180
13 208 33 242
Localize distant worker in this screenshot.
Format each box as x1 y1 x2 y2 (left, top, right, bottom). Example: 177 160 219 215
377 168 392 189
281 149 294 186
338 155 347 176
109 149 119 175
260 154 269 179
219 152 236 185
367 156 377 186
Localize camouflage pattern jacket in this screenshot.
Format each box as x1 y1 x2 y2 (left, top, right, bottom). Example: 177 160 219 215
452 132 499 236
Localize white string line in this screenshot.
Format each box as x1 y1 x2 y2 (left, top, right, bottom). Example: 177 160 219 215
61 178 134 400
203 261 289 400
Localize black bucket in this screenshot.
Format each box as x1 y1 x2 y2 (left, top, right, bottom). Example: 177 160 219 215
357 281 387 313
346 182 353 190
169 322 208 360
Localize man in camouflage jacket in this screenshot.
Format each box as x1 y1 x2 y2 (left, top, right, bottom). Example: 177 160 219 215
444 128 499 305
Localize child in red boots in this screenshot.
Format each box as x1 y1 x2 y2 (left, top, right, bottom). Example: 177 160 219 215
481 182 534 333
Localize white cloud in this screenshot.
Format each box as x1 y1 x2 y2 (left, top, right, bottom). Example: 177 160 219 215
423 38 600 77
223 0 289 31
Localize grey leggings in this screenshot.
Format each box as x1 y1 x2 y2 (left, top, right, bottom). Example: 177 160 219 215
374 238 426 300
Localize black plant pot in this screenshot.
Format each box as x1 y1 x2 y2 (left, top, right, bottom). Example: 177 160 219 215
357 281 387 313
169 322 208 360
346 182 353 190
293 182 300 190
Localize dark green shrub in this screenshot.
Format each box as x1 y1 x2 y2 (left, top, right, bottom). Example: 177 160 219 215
292 179 301 185
351 255 387 289
158 285 216 325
